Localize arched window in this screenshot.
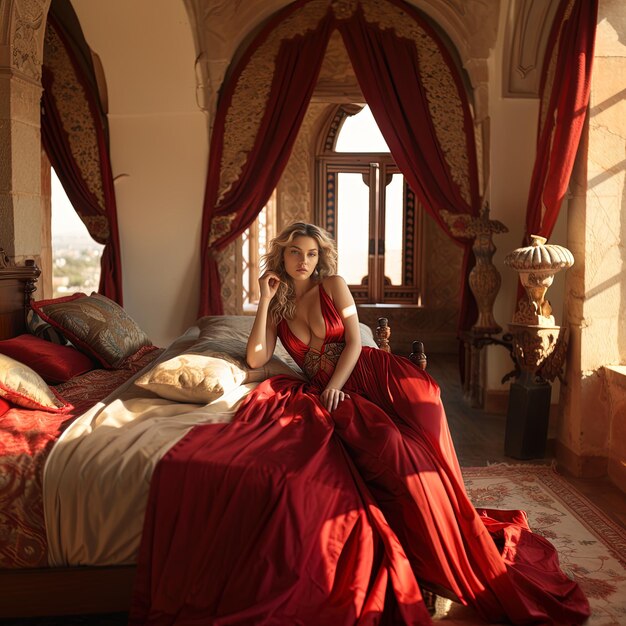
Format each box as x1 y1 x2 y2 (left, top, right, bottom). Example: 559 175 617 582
316 105 423 305
240 194 275 312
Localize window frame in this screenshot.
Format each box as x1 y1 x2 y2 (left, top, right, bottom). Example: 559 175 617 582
315 151 424 306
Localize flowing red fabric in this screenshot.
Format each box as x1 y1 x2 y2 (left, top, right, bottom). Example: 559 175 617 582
42 13 123 304
199 6 335 315
131 285 590 625
199 0 480 334
523 0 598 243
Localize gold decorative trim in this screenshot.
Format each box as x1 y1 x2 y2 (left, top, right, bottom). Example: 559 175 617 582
208 213 237 247
330 0 358 20
44 23 109 240
217 0 328 206
361 0 473 205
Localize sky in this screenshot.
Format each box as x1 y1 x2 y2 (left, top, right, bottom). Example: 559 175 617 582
51 168 90 237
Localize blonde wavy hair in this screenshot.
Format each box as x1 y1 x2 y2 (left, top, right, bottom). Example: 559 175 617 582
263 222 338 324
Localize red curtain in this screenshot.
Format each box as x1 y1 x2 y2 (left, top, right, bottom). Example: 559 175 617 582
41 13 123 304
199 0 481 333
200 8 335 315
338 2 480 332
524 0 598 243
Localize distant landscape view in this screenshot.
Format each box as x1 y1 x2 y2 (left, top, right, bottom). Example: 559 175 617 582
52 233 103 298
51 170 104 298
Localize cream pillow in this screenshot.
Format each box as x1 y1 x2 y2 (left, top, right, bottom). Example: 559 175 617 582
0 354 70 412
135 353 246 403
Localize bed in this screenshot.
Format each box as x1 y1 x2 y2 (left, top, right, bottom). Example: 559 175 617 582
0 253 419 618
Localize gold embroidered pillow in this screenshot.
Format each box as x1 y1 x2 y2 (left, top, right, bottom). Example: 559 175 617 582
0 354 71 412
31 293 152 369
134 353 246 403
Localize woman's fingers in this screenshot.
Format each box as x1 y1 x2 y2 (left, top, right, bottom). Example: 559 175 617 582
259 272 282 297
322 389 349 412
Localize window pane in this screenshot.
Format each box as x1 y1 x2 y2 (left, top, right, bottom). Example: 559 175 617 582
335 106 390 153
384 173 404 285
337 173 369 285
51 168 103 298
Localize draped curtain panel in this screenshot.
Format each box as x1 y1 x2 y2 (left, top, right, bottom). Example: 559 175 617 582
524 0 598 243
41 9 123 304
199 0 481 334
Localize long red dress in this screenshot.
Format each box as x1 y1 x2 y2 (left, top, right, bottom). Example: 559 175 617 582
130 285 590 625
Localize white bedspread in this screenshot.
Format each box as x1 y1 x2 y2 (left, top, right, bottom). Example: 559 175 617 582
43 327 258 567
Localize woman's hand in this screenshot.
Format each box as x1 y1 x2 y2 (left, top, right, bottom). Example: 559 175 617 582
259 271 283 300
320 387 350 412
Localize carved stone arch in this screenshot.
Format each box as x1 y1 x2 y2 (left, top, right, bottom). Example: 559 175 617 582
0 0 51 81
503 0 561 98
406 0 498 123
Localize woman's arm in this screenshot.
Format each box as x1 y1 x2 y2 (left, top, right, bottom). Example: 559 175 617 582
246 272 280 369
320 275 362 411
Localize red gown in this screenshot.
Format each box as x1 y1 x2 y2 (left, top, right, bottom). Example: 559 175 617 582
130 285 590 625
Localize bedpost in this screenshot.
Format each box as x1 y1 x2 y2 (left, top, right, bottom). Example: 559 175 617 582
375 317 391 352
409 340 427 370
0 250 40 339
24 258 40 310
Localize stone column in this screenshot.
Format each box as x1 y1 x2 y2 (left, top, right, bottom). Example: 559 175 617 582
558 0 626 477
0 0 50 266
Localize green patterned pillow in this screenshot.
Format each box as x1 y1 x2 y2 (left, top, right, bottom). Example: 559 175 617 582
31 293 152 369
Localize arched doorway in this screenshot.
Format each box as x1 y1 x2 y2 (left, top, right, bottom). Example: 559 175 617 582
203 0 478 351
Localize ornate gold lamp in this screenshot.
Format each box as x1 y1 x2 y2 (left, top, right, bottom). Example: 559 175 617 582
502 235 574 458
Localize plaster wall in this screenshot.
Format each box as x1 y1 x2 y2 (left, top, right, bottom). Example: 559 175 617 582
484 0 569 401
71 0 207 347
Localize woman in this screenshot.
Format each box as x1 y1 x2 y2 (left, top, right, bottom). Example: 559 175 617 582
246 222 589 625
132 223 589 626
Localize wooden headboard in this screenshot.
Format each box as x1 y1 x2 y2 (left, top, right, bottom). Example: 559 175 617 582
0 249 40 341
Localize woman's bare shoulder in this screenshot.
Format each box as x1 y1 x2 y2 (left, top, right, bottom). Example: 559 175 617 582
321 274 348 293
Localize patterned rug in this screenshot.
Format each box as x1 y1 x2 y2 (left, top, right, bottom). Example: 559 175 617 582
1 464 624 625
434 464 626 625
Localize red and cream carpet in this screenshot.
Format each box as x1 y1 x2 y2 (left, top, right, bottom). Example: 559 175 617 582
435 464 626 625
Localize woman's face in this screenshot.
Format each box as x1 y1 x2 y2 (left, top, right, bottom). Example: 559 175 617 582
283 235 320 282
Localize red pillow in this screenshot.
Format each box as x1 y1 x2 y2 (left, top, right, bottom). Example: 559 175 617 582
0 334 95 384
0 396 9 417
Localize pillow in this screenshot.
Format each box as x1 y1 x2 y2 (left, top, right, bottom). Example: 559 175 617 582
31 293 152 369
0 354 71 412
0 396 10 417
197 316 302 373
26 309 69 345
135 353 246 403
0 334 94 384
183 335 304 383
